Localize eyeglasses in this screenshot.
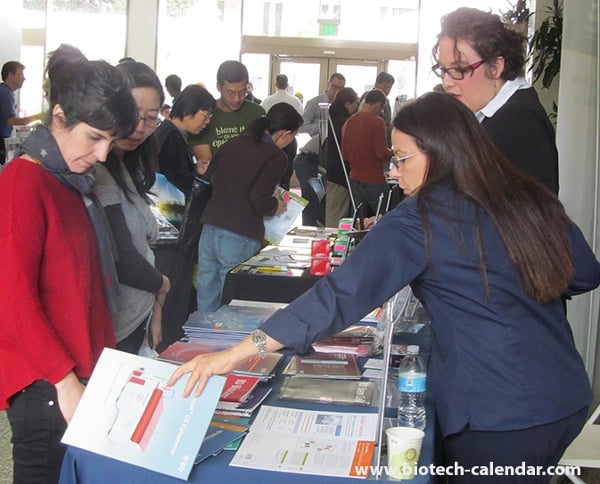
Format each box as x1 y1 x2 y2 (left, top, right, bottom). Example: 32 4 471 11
431 60 485 81
223 88 248 99
199 111 213 121
139 115 162 129
389 152 422 169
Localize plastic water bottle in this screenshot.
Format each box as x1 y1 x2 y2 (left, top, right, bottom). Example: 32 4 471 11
397 345 426 430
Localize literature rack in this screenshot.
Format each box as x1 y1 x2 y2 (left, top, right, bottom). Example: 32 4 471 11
372 286 430 479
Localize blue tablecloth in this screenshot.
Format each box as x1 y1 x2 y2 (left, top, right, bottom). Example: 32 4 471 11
60 400 434 484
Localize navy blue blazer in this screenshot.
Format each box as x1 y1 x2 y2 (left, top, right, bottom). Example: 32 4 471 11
262 185 600 437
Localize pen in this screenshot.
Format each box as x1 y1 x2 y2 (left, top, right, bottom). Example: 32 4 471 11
256 266 287 272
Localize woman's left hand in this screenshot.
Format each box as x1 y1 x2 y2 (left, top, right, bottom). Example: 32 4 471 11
275 197 287 215
167 348 240 398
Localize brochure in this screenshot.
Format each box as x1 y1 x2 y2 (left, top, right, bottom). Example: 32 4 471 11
278 377 375 406
61 348 226 480
263 187 308 245
282 352 362 379
230 405 377 478
194 420 249 464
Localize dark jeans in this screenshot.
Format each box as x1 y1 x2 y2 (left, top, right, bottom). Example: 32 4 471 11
116 317 148 354
6 380 68 484
293 151 324 226
441 405 588 483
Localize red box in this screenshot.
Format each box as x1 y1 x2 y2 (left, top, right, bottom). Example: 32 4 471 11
310 257 331 276
311 239 330 258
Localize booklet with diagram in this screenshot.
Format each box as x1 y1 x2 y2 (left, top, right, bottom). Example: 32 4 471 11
263 186 308 245
61 348 226 480
230 405 377 478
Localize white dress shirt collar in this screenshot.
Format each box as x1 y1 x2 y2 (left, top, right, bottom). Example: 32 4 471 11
476 76 530 123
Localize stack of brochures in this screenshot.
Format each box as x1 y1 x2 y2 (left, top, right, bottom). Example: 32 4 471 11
311 325 383 357
182 300 287 342
195 418 249 464
282 352 362 379
215 383 273 417
158 341 283 381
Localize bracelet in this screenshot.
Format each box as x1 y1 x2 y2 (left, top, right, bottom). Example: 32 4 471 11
251 329 267 359
154 299 163 308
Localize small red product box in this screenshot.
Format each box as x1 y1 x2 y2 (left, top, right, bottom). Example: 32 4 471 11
311 239 330 258
310 257 331 276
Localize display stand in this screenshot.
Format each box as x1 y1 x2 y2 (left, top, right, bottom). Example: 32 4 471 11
372 286 413 476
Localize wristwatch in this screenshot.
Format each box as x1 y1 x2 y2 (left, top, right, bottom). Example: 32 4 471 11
251 329 267 359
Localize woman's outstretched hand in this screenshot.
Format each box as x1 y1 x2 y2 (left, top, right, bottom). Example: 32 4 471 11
167 333 284 398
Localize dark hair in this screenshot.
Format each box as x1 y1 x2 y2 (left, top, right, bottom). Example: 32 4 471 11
170 84 216 120
44 44 137 139
393 92 572 302
375 72 394 85
275 74 288 90
244 103 303 143
433 7 527 81
329 72 346 83
331 87 358 110
105 61 165 202
364 89 386 104
165 74 182 92
2 61 25 81
216 60 249 86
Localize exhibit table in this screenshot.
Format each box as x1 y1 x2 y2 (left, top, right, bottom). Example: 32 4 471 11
59 324 435 484
59 386 434 484
221 264 321 305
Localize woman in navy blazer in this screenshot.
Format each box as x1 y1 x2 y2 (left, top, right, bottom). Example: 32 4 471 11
170 92 600 482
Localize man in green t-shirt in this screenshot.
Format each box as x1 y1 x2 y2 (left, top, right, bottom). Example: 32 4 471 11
188 60 264 168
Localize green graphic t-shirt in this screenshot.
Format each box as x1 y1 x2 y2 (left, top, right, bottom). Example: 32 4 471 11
188 100 265 156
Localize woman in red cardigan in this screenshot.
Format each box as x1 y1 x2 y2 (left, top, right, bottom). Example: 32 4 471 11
0 44 138 483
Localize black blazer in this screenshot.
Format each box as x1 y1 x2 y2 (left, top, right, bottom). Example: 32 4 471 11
482 87 559 193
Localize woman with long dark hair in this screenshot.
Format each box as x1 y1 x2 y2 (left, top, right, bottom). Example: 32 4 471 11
171 93 599 481
196 102 303 313
0 44 138 482
94 61 170 354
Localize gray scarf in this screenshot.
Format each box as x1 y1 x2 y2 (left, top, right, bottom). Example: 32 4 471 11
19 125 120 315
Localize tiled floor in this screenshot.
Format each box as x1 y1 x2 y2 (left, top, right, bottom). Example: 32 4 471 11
0 412 12 483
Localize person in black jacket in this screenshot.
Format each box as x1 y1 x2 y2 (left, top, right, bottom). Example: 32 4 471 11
325 87 359 226
155 85 215 198
432 7 558 193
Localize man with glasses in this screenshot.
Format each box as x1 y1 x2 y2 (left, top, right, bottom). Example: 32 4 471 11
300 72 346 136
188 60 264 165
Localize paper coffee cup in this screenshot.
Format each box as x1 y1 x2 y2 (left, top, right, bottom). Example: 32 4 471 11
386 427 424 480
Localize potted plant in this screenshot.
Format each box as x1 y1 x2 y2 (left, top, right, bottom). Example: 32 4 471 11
528 0 563 89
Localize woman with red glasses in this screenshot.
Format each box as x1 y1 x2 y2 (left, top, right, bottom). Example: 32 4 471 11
432 7 558 194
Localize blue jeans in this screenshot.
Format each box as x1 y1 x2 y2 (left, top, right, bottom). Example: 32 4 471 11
196 225 262 313
7 380 68 484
